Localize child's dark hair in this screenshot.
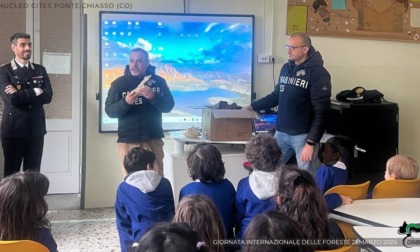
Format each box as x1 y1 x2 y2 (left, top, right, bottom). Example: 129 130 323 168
245 133 281 172
33 171 50 197
0 171 50 240
131 222 208 252
124 147 156 174
276 167 330 246
320 135 354 167
186 143 225 183
243 211 314 252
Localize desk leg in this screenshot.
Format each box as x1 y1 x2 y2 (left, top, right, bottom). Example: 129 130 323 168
173 140 185 154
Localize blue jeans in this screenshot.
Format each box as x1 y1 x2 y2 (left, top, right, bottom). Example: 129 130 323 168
274 131 311 170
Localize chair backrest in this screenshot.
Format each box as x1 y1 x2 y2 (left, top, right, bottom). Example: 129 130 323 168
324 181 370 200
0 240 49 252
316 221 353 252
372 179 420 199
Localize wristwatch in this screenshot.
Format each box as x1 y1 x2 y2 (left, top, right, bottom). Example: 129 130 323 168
306 140 315 146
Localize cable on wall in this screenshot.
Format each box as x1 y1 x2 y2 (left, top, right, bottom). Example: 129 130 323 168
183 0 187 13
261 0 266 53
272 58 278 112
272 58 276 89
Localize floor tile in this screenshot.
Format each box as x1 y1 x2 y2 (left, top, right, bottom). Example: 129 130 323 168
48 208 120 252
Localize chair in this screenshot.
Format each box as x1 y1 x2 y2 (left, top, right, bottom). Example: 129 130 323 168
0 240 49 252
316 222 352 252
324 180 370 200
325 181 370 252
371 179 420 199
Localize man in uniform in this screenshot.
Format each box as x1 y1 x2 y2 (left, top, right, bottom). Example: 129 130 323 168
0 33 53 177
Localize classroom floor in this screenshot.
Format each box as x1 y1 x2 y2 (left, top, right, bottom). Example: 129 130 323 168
46 194 120 252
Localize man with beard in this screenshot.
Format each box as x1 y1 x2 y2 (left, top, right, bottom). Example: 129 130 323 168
105 48 174 177
0 33 53 177
246 32 331 171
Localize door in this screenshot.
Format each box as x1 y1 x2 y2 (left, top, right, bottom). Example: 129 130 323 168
36 0 82 193
326 101 399 188
0 0 81 193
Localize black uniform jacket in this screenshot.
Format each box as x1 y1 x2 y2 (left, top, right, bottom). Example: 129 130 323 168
0 59 53 138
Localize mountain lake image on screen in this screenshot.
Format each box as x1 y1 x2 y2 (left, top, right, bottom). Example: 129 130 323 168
99 11 255 132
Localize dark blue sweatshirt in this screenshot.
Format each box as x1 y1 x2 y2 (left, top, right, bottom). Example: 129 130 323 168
251 46 331 143
115 171 175 252
105 69 174 143
179 179 236 238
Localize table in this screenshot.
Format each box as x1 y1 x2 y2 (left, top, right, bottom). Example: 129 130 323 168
169 130 247 154
165 131 335 204
329 198 420 227
170 131 335 154
353 226 420 252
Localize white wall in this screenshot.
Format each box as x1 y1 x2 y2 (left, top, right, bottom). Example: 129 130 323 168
84 0 420 208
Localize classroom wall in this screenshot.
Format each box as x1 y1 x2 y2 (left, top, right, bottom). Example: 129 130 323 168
84 0 420 208
271 2 420 164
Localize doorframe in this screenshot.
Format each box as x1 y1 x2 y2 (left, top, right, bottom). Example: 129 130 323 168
30 0 82 195
80 13 88 209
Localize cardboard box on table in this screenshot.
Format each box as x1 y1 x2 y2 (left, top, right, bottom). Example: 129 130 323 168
202 108 256 141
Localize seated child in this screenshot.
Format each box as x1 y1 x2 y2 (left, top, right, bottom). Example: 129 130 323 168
179 143 236 238
173 194 226 252
276 166 344 250
316 136 354 210
235 133 281 239
132 222 208 252
366 154 419 199
0 171 58 252
315 135 354 194
384 154 419 180
243 210 314 252
115 147 175 252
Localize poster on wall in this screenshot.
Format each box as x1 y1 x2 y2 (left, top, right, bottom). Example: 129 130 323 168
287 0 420 42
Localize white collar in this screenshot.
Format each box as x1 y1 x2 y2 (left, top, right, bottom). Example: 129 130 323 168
11 59 32 70
333 161 347 170
14 59 29 68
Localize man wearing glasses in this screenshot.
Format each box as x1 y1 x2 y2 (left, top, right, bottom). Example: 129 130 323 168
246 32 331 171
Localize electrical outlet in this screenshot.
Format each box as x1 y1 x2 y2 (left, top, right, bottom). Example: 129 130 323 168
258 55 273 64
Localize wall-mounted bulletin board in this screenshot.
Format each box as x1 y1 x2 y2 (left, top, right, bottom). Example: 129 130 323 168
287 0 420 43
